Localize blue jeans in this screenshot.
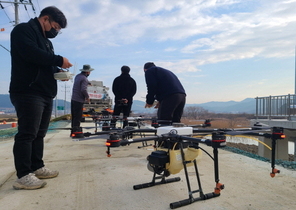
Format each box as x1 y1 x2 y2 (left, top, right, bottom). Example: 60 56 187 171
10 93 53 178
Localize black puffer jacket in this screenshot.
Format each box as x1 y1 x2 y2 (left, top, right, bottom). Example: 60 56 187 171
9 17 63 98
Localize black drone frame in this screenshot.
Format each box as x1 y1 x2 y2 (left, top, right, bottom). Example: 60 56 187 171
190 126 285 177
65 118 285 209
74 119 285 178
102 125 285 209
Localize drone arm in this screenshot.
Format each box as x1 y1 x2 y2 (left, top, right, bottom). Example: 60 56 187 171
135 128 156 133
224 127 285 178
193 128 219 133
181 134 226 148
83 131 111 137
181 136 212 146
120 136 159 146
124 128 156 133
193 128 233 134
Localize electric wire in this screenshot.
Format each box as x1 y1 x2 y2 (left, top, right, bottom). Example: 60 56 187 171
23 3 30 19
0 3 13 24
30 0 36 16
0 0 37 27
35 0 40 13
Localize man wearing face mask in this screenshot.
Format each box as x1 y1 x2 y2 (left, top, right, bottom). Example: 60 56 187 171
9 6 72 190
70 64 94 135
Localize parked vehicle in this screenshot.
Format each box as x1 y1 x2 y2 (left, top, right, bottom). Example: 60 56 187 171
81 80 113 121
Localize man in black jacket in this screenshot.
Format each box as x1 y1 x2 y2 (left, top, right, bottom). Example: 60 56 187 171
144 62 186 124
9 6 72 190
112 65 137 128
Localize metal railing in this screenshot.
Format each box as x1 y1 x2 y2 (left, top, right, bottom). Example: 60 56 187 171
255 94 296 120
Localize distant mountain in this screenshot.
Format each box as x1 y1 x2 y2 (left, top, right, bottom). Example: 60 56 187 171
0 94 13 108
131 100 157 114
186 98 256 114
0 94 256 114
0 94 71 111
132 98 256 114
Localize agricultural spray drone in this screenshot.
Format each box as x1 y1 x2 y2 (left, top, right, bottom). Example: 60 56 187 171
70 118 285 209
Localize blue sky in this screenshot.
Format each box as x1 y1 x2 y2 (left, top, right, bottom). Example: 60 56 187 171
0 0 296 104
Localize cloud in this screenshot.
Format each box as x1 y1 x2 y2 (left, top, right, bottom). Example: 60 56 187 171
154 60 202 73
180 1 296 62
1 0 296 103
30 0 295 64
164 47 177 52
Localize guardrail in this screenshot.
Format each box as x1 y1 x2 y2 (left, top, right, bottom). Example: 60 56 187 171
255 94 296 120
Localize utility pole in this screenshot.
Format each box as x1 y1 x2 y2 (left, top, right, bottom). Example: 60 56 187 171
0 0 33 26
0 1 34 51
60 83 70 115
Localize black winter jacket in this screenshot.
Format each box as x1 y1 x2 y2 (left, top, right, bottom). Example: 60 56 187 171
112 73 137 104
9 17 63 98
145 66 186 104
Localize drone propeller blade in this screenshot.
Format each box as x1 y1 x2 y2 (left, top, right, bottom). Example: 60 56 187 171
120 128 156 134
120 136 158 146
74 134 110 141
48 127 72 130
193 128 231 133
253 121 271 127
127 117 153 121
190 124 205 128
251 126 271 130
49 126 100 130
83 126 98 129
83 131 113 137
96 118 112 121
225 129 271 136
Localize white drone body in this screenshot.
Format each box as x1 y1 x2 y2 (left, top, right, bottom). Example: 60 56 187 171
54 71 72 80
157 126 193 136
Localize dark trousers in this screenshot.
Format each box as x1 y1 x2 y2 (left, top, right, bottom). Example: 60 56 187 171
112 103 132 128
71 100 84 130
10 93 53 178
158 93 186 123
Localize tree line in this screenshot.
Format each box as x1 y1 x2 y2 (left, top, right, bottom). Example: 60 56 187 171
182 106 254 120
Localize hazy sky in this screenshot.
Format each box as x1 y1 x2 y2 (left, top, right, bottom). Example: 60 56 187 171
0 0 296 104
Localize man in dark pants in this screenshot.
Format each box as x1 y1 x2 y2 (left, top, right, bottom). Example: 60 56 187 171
144 62 186 124
71 64 94 134
9 6 72 190
112 65 137 128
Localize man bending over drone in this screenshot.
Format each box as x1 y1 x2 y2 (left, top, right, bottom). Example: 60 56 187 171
143 62 186 123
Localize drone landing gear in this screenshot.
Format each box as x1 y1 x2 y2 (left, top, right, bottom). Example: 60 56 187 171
133 172 181 190
135 132 153 149
172 157 223 209
133 150 223 209
137 141 152 149
133 158 220 209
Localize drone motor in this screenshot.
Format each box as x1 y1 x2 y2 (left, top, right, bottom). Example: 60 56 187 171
71 127 84 139
106 133 121 147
